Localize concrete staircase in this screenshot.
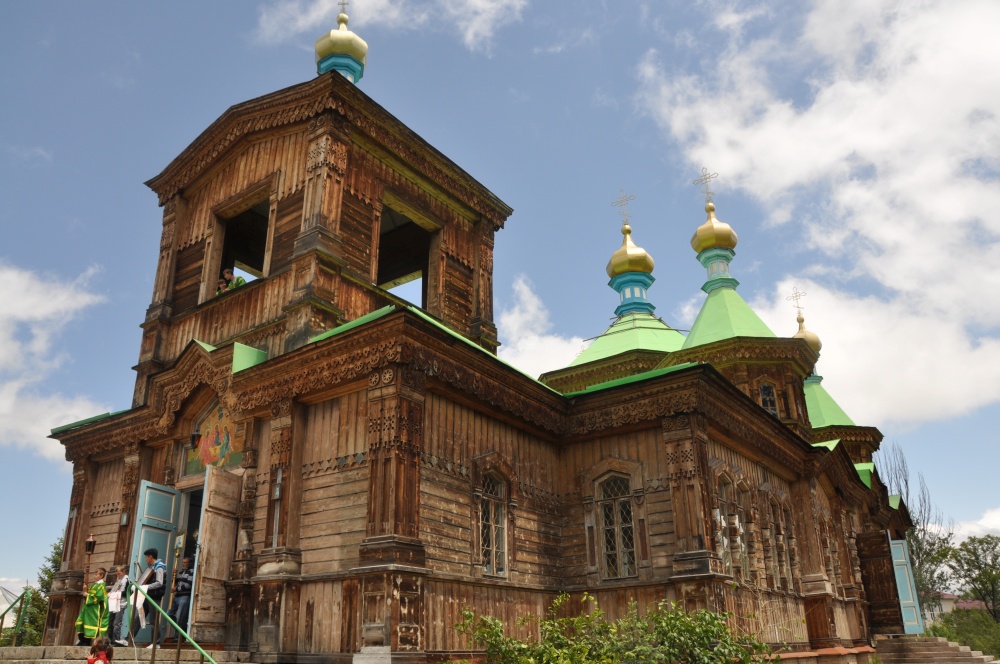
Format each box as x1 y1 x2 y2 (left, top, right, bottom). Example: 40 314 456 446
877 636 995 663
0 646 250 664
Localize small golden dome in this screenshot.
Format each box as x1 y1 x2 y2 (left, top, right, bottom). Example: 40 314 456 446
315 12 369 67
690 202 738 253
606 222 655 278
793 313 822 353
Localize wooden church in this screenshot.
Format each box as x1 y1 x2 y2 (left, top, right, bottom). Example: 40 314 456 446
45 9 922 662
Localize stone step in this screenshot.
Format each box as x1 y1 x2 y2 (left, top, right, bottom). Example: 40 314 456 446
0 647 251 663
876 636 996 664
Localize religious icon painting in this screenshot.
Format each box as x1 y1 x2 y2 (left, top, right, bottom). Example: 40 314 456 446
184 401 243 475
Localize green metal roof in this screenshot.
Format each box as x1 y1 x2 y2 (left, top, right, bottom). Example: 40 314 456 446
232 343 268 373
812 438 841 451
564 362 698 397
194 339 217 352
803 375 855 428
568 312 685 368
309 305 397 343
855 462 875 489
888 494 901 510
51 409 129 436
681 287 776 349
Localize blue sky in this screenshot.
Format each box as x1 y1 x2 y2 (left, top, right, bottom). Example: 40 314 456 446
2 0 998 588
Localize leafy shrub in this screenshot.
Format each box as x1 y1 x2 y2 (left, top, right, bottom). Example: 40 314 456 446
456 594 773 664
927 609 1000 658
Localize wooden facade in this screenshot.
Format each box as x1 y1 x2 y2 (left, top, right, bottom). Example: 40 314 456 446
47 69 912 662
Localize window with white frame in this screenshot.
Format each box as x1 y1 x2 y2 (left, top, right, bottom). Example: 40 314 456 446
598 476 636 579
717 478 750 579
480 474 507 577
769 503 794 591
759 383 779 416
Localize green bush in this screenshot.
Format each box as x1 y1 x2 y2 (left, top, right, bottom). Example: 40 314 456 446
456 594 773 664
927 609 1000 658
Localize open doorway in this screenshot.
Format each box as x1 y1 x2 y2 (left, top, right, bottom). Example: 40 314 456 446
377 205 430 307
180 489 203 561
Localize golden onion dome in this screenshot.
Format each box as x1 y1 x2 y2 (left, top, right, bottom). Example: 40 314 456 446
606 222 655 278
793 313 822 353
690 202 738 254
315 12 368 67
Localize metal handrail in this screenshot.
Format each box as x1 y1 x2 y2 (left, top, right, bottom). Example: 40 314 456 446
128 583 217 664
0 587 31 646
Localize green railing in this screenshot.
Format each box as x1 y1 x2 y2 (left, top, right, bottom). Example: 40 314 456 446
0 588 31 646
127 584 217 664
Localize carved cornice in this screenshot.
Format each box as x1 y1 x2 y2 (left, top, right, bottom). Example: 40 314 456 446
810 425 883 446
58 342 234 461
696 383 808 476
662 337 818 377
540 350 668 393
144 73 512 227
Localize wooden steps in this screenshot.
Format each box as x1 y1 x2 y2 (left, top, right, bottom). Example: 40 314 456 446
876 636 995 663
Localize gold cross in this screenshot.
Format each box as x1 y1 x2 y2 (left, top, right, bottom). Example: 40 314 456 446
612 189 636 224
786 287 807 314
339 0 349 12
692 167 719 203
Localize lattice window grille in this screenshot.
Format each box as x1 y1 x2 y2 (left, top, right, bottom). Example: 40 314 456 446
480 475 506 577
759 384 779 416
598 476 636 579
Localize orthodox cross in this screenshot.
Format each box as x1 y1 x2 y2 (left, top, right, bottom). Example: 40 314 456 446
612 189 636 224
692 167 719 204
786 286 807 314
339 0 349 12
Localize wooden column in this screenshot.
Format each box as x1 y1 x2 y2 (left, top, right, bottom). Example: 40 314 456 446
254 399 303 654
134 197 183 406
113 441 141 564
469 218 499 354
356 363 426 661
664 414 714 589
226 418 258 650
792 477 838 648
283 113 350 352
46 459 90 644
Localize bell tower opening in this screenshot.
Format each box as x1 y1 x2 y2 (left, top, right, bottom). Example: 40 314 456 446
377 205 430 307
219 200 270 280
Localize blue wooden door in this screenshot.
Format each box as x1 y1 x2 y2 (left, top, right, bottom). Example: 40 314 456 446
891 539 924 635
127 480 180 643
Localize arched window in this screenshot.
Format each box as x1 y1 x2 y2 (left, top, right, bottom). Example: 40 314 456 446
480 474 507 577
759 383 778 416
717 477 750 579
716 478 734 574
769 502 794 591
598 476 636 579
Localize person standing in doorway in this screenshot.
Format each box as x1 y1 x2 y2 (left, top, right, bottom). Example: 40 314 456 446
164 557 194 643
106 565 130 646
131 549 166 648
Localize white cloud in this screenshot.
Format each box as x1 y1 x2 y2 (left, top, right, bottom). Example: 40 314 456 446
752 279 1000 428
497 276 588 379
255 0 526 52
0 264 108 462
956 506 1000 539
5 145 52 167
637 0 1000 427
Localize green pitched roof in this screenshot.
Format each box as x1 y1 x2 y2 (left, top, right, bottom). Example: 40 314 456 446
568 312 685 367
803 375 855 428
812 438 841 451
681 287 775 349
855 462 875 489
